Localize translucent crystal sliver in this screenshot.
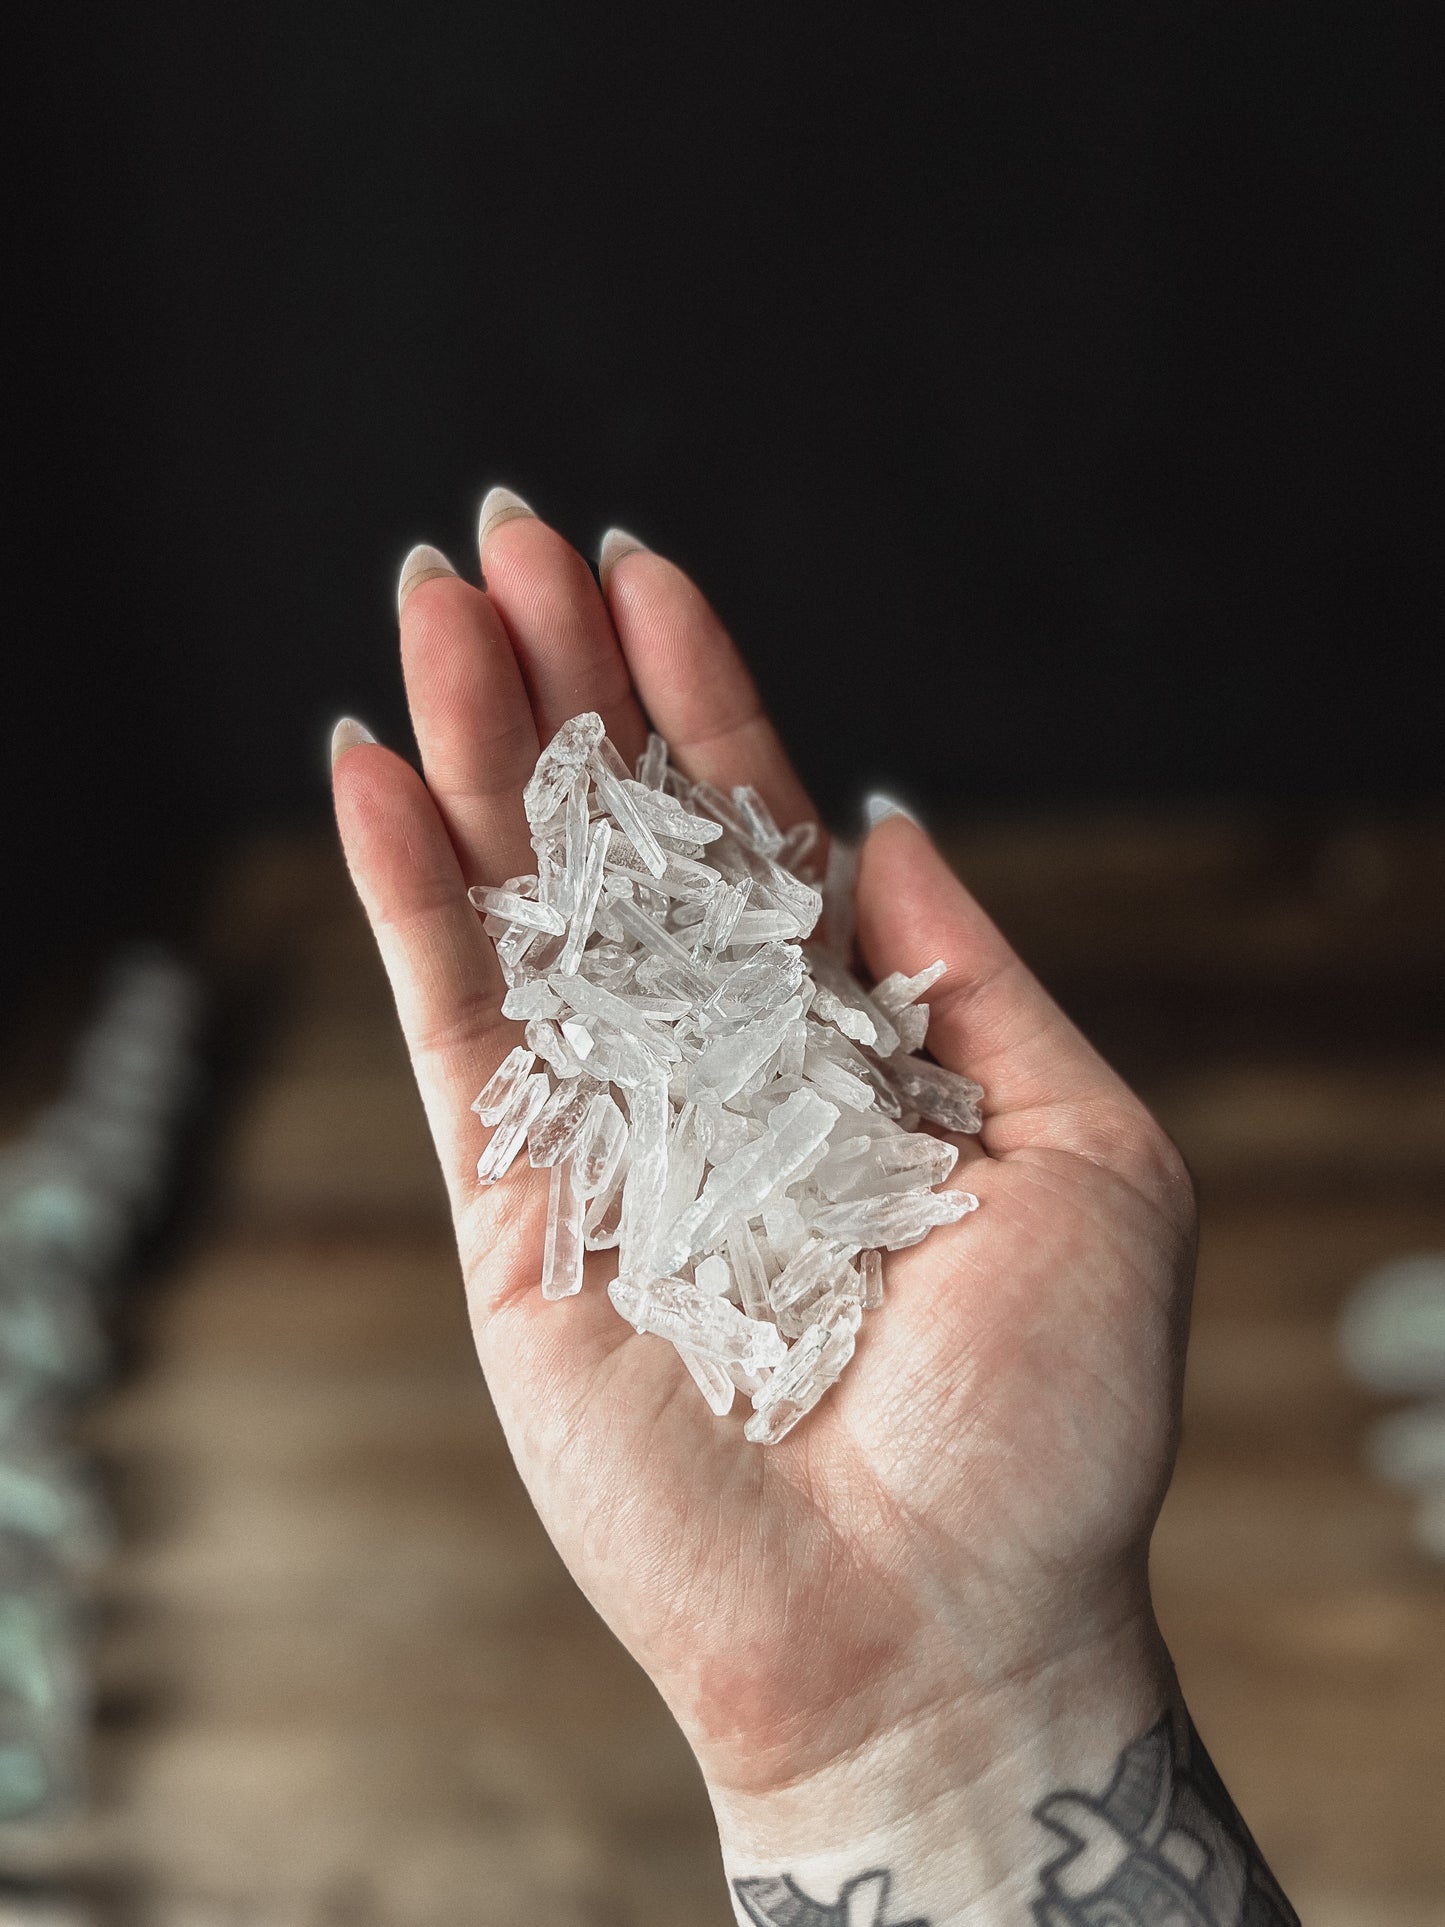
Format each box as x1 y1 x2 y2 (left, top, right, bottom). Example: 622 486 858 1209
744 1307 859 1445
467 885 567 935
636 731 668 789
570 1091 627 1197
776 820 819 876
607 1276 786 1371
527 1077 596 1167
502 981 563 1021
688 994 805 1104
541 1157 586 1298
477 1072 549 1184
811 1188 979 1250
725 1217 773 1322
590 748 668 877
557 818 612 973
871 959 947 1016
731 785 784 857
551 971 682 1063
657 1088 838 1273
471 1045 536 1124
860 1248 884 1310
678 1345 735 1414
886 1059 985 1133
583 1148 628 1248
626 781 726 844
599 894 712 1000
818 1131 958 1199
527 1018 591 1082
692 877 752 961
811 985 877 1047
523 712 605 825
769 1236 854 1319
618 1069 669 1278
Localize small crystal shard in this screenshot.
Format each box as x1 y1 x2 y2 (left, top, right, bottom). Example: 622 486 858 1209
471 1045 536 1124
527 1077 596 1167
476 1072 549 1184
860 1247 884 1310
678 1346 735 1414
541 1157 586 1298
467 885 568 935
811 1188 979 1250
871 959 948 1015
465 711 985 1441
608 1275 787 1371
571 1092 627 1197
886 1059 985 1133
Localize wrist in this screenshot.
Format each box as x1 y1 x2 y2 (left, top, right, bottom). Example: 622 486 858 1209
706 1604 1175 1924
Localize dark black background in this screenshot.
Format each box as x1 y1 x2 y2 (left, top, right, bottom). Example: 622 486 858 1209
7 5 1441 1004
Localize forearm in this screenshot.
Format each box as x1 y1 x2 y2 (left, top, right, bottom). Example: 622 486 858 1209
709 1619 1298 1926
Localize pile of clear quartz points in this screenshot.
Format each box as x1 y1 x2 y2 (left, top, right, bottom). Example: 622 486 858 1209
468 712 982 1444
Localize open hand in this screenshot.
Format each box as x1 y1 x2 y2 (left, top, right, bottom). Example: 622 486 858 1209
331 492 1197 1896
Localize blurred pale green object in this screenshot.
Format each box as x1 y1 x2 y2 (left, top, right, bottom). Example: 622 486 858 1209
0 1588 88 1821
1339 1254 1445 1396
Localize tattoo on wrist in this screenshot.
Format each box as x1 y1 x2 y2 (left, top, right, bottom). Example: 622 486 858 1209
729 1707 1297 1927
732 1868 928 1926
1031 1706 1299 1925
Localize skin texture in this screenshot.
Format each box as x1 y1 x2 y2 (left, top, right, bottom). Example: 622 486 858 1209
331 504 1198 1856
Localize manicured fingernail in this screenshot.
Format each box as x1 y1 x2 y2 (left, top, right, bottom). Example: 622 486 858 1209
477 485 535 547
397 543 456 616
863 791 921 829
331 716 378 767
598 525 649 585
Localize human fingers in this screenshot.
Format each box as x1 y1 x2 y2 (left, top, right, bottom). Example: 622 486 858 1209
331 720 516 1210
476 488 649 765
397 545 539 887
598 529 819 840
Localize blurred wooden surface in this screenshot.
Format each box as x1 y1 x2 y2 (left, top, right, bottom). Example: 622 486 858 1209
4 809 1444 1924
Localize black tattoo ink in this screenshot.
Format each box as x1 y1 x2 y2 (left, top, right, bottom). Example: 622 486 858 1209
733 1867 928 1927
1030 1709 1299 1926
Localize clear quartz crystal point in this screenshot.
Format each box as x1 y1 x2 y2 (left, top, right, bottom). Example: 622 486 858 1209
607 1276 787 1371
527 1077 596 1167
540 1156 586 1298
636 731 668 789
476 1072 549 1184
467 710 986 1442
886 1059 985 1132
467 885 567 935
502 980 563 1021
617 1067 669 1278
678 1345 735 1414
471 1046 536 1124
812 1188 979 1250
871 959 947 1015
860 1247 884 1310
744 1305 859 1445
557 818 612 972
589 744 669 877
725 1216 773 1322
571 1092 627 1197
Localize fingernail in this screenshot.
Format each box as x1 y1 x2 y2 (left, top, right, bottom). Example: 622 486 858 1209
397 543 456 617
598 525 649 586
331 716 378 767
863 791 921 829
477 485 535 547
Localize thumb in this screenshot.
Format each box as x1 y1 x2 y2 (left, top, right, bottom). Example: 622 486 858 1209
853 800 1140 1155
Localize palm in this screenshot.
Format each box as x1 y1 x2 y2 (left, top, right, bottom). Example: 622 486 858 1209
334 500 1194 1800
